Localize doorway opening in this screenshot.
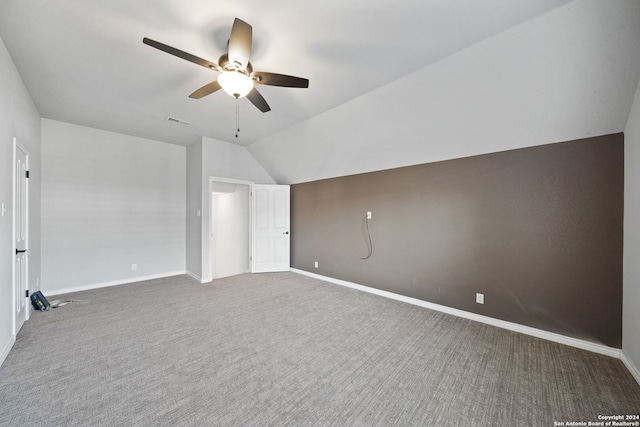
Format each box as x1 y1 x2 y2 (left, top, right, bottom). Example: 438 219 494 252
208 178 252 281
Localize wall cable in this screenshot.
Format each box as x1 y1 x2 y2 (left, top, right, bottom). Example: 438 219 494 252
360 214 373 260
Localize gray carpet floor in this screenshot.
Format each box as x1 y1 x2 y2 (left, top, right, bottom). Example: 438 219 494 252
0 272 638 426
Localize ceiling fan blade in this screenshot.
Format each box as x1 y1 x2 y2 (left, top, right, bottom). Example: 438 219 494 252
251 72 309 88
189 81 222 99
228 18 252 69
143 37 220 71
246 87 271 113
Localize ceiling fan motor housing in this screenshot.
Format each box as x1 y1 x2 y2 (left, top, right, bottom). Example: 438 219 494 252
218 53 253 75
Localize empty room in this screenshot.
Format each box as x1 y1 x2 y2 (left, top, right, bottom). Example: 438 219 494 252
1 0 640 425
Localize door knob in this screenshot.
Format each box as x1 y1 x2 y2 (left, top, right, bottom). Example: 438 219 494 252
283 231 289 235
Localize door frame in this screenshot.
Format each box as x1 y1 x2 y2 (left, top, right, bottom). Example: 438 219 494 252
12 137 30 337
205 176 253 283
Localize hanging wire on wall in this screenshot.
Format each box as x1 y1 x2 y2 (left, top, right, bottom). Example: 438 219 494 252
360 213 373 260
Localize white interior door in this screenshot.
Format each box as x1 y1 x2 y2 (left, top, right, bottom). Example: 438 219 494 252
14 141 29 334
251 184 290 273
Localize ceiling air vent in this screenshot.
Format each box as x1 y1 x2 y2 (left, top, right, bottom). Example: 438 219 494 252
165 116 191 126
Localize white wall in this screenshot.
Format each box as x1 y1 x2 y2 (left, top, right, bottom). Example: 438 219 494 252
248 0 640 184
185 136 274 281
0 36 41 364
624 78 640 379
201 137 276 184
186 139 203 280
41 119 186 293
198 136 274 282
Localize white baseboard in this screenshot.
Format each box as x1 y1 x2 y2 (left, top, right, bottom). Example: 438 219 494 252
291 268 623 360
185 270 203 283
0 335 16 368
46 271 187 296
621 352 640 385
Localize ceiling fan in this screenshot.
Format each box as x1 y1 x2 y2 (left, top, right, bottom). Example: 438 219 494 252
143 18 309 113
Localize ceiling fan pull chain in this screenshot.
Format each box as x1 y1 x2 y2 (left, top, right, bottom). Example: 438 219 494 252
235 97 240 138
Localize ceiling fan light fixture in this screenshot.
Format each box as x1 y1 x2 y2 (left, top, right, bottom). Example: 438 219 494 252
218 71 254 98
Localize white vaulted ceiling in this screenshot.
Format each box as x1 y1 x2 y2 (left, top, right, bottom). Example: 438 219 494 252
0 0 570 147
247 0 640 183
2 0 639 185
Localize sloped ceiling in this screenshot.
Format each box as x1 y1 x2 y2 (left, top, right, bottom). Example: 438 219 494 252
1 1 639 185
248 0 640 183
0 0 568 148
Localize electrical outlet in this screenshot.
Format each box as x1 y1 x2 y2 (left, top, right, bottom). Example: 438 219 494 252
314 261 318 268
367 211 372 219
476 293 484 304
132 264 137 271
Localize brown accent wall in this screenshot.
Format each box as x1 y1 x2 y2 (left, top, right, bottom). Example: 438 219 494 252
291 134 624 348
